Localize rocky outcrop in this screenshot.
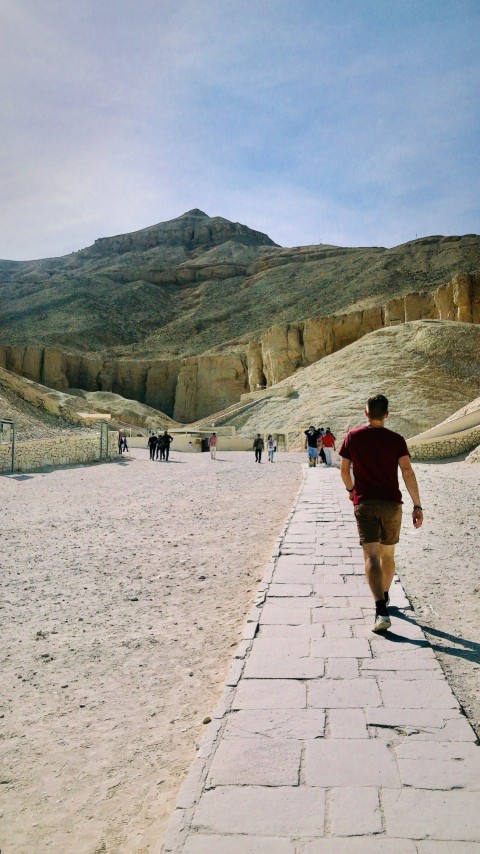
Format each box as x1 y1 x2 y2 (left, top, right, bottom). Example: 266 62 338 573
91 209 277 256
2 272 479 424
173 353 248 422
254 273 480 388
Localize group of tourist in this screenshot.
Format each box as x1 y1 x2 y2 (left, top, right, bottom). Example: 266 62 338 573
117 433 129 454
147 431 174 461
252 434 277 463
304 425 336 467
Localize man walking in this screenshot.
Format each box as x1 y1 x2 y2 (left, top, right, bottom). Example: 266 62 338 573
209 432 218 459
162 430 174 461
253 434 264 463
148 433 157 460
339 394 423 633
304 426 321 467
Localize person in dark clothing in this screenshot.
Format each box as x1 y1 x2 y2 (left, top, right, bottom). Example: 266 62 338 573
156 434 165 460
162 431 174 461
148 434 157 460
253 434 264 463
118 432 123 455
304 426 321 467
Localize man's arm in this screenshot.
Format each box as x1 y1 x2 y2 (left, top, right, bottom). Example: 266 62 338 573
340 458 355 501
398 455 423 528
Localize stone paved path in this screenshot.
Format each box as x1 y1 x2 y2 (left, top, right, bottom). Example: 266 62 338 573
162 466 480 853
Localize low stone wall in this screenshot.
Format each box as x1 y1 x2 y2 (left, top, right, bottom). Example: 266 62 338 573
409 426 480 461
0 431 119 473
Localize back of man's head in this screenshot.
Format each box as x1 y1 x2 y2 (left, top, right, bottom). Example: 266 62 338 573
366 394 389 419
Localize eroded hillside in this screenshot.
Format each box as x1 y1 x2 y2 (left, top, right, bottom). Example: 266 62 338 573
224 321 480 443
1 210 479 360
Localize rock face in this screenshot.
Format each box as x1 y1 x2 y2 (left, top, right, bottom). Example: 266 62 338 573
1 272 479 423
92 209 276 256
173 353 248 422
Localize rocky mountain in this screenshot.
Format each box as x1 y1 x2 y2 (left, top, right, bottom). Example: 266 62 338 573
1 210 479 426
2 271 479 423
1 210 479 361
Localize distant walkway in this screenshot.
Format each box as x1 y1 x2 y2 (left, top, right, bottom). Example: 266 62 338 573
163 466 480 853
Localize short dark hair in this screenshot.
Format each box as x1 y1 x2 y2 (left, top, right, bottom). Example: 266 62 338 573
367 394 389 419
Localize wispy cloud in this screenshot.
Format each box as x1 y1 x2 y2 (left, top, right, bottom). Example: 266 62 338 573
1 0 479 259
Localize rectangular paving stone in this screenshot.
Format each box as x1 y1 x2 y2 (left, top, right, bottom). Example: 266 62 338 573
243 653 325 680
416 843 480 853
250 637 311 657
259 603 314 625
313 582 367 596
394 740 480 789
322 595 350 607
259 623 326 639
312 607 365 623
324 622 353 638
325 658 359 679
311 638 371 658
277 553 322 564
232 679 307 709
301 841 416 853
305 739 400 787
330 787 382 835
383 788 480 840
223 708 326 740
309 678 381 709
193 786 325 836
207 737 301 786
184 835 295 853
184 836 296 853
366 707 477 742
361 652 439 671
364 668 444 682
378 678 459 708
269 584 314 597
274 565 317 584
328 708 369 739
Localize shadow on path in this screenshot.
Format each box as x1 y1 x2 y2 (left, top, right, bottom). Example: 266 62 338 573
392 607 480 664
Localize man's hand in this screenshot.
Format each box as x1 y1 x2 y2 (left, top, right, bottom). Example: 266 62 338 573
348 491 354 503
412 506 423 528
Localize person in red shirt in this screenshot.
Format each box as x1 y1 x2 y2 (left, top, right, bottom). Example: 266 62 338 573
339 394 423 633
320 427 336 466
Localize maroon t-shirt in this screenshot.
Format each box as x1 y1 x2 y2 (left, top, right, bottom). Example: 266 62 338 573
338 425 410 504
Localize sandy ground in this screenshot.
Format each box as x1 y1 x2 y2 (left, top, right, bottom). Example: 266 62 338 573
1 449 303 854
1 450 479 853
397 458 480 739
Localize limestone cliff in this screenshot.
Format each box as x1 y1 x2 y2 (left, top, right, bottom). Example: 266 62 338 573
1 272 479 423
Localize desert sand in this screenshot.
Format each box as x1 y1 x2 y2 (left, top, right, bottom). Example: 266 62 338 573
1 448 479 853
1 449 303 853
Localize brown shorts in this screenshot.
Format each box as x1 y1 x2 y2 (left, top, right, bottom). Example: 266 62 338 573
354 500 402 545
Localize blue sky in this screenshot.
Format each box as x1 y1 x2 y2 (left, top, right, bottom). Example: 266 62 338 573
1 0 479 259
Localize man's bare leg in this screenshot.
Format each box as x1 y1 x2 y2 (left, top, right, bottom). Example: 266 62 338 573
362 542 384 602
379 544 396 598
362 542 391 631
